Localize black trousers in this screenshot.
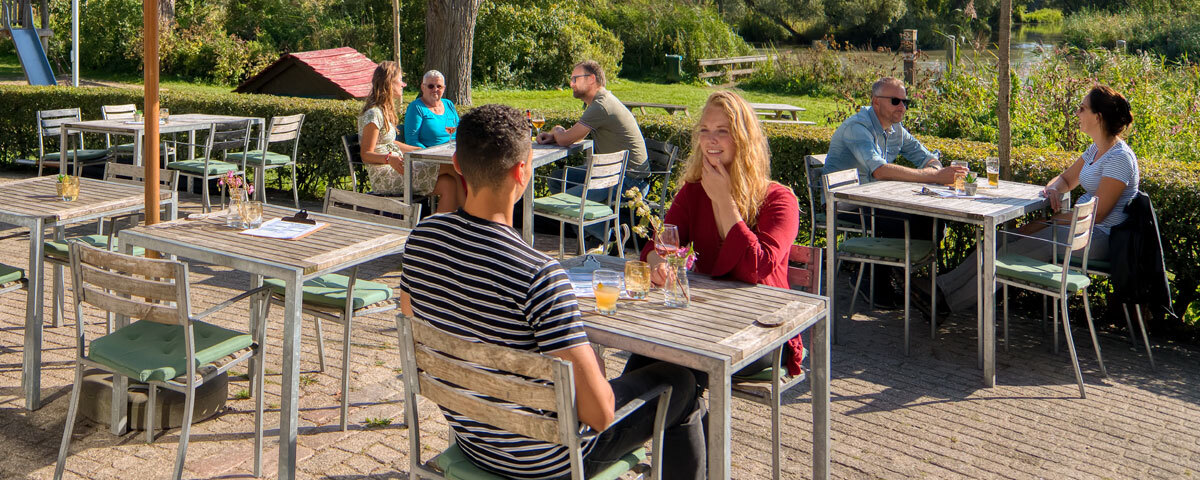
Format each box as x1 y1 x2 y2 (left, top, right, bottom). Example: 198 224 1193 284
579 361 707 480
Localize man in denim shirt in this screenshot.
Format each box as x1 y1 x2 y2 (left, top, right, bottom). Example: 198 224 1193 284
825 77 966 308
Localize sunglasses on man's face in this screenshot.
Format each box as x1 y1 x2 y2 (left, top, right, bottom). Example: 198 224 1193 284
877 96 913 108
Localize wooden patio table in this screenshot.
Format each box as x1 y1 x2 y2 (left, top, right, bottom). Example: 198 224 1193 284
0 175 177 410
749 102 816 126
563 255 831 480
118 205 409 479
405 140 593 244
825 179 1060 387
62 113 266 172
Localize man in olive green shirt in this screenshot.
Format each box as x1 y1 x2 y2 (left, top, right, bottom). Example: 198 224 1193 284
538 60 649 241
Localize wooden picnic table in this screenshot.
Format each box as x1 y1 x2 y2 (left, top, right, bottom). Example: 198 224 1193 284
826 179 1060 387
406 140 593 244
564 255 831 480
622 101 689 116
62 113 266 172
0 175 177 410
750 102 816 125
118 205 410 479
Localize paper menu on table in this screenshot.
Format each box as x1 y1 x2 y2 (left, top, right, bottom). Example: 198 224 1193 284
239 218 327 240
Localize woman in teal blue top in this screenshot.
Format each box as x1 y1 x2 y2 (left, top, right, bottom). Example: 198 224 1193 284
404 70 460 148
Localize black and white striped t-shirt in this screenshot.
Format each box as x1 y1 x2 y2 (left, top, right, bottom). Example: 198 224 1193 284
1078 140 1139 233
398 210 594 479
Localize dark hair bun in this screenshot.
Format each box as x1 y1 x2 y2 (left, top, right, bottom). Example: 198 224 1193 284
1088 85 1133 137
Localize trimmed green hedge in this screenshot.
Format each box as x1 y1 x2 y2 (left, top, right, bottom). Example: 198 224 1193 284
2 85 1197 325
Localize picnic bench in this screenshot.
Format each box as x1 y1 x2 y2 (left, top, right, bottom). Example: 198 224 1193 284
622 101 689 116
698 54 770 81
751 102 816 126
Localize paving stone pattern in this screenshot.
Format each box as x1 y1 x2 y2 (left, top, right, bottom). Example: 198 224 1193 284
1 176 1198 479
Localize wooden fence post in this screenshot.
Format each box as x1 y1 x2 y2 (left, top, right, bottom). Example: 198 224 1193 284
902 29 917 85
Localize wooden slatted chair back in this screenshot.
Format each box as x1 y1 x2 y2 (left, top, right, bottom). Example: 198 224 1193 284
104 162 180 190
69 242 189 326
787 244 823 294
821 168 860 215
207 120 252 157
584 150 629 192
645 138 679 173
399 318 576 446
1067 197 1098 252
37 108 82 139
804 154 827 209
341 134 364 192
101 104 136 120
323 188 421 229
266 114 305 143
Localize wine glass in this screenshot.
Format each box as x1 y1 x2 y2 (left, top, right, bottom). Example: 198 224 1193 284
531 113 546 134
445 126 457 135
655 224 680 258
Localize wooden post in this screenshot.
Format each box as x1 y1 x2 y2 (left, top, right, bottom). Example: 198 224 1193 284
144 0 161 227
392 0 401 67
998 0 1012 180
946 35 957 73
902 29 917 85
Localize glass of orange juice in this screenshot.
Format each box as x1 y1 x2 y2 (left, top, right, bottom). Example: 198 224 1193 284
592 269 621 314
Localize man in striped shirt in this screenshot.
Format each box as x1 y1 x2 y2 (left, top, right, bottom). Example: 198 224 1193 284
400 104 705 480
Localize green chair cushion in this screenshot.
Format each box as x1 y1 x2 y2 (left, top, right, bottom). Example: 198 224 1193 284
226 150 293 166
44 235 145 260
996 253 1091 292
263 274 393 310
113 143 137 153
839 237 933 261
0 263 25 285
435 442 644 480
43 149 109 162
733 366 779 382
813 212 864 231
167 159 240 175
1069 256 1112 274
534 193 615 220
88 320 253 383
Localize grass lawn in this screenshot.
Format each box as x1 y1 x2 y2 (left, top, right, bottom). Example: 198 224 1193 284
0 49 840 126
475 79 841 126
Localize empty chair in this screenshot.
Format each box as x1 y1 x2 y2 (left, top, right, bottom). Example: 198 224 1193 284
534 150 630 259
167 120 251 212
36 108 111 176
226 113 305 208
997 198 1107 398
0 263 27 297
54 243 269 480
42 163 181 327
396 316 672 480
731 244 822 480
263 188 419 430
626 138 679 252
823 169 937 352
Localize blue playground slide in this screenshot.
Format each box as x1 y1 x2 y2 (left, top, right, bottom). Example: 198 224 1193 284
3 2 56 86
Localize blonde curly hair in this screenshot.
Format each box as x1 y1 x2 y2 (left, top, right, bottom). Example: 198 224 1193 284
681 91 775 227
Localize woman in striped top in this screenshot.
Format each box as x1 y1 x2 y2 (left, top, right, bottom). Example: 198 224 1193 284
937 85 1139 313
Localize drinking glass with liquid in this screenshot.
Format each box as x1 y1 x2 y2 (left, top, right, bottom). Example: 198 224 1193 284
986 157 1000 188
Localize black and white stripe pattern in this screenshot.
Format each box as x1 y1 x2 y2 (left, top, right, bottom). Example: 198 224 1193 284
399 211 593 479
1078 140 1139 233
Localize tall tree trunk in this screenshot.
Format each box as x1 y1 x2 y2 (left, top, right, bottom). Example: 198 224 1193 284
998 0 1011 179
158 0 174 26
743 0 802 41
425 0 482 105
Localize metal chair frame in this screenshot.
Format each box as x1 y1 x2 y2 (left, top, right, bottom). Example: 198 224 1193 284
536 150 630 259
36 108 112 176
244 113 305 208
169 120 252 213
627 139 679 253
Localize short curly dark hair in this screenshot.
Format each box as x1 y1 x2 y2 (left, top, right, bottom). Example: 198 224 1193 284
455 104 531 190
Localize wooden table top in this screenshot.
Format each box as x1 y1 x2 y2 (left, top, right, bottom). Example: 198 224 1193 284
567 256 826 366
64 113 263 135
834 180 1051 223
750 102 806 112
0 176 172 223
622 102 690 115
120 205 410 276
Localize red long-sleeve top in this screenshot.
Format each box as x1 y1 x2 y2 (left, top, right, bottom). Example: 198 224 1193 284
640 181 805 374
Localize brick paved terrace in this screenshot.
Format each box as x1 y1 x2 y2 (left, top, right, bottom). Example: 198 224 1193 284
1 172 1198 479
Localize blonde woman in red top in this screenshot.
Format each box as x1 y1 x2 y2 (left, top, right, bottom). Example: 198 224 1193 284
630 90 803 379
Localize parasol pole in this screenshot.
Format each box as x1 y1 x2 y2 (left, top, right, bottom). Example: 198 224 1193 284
143 0 160 226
